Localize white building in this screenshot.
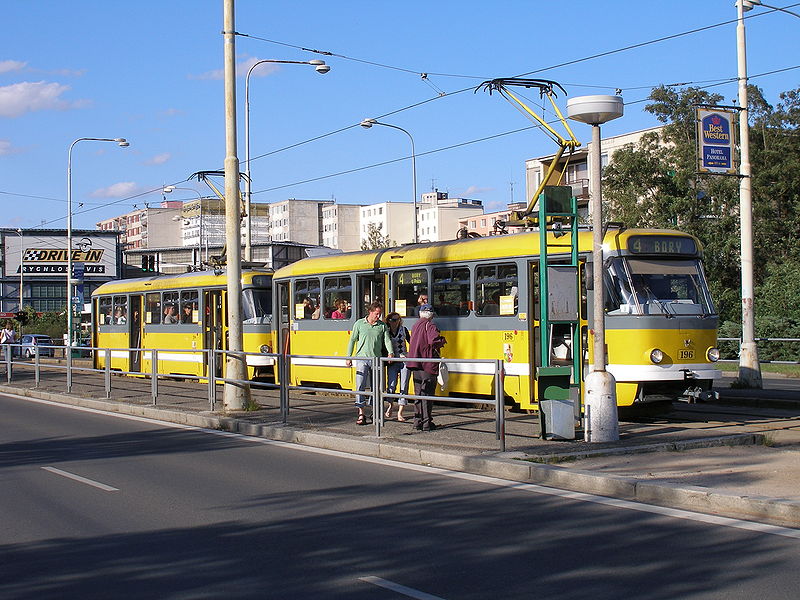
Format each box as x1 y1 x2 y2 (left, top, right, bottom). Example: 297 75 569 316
269 199 334 245
417 191 484 242
96 201 183 250
525 126 663 219
359 202 415 247
322 203 361 251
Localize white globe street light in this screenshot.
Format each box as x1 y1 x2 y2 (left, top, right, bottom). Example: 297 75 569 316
567 95 623 443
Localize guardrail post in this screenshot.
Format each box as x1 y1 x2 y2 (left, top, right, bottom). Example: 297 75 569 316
374 356 382 437
279 354 289 424
495 359 506 452
66 344 73 392
34 345 41 387
4 344 11 383
104 348 111 398
151 348 158 405
207 349 216 411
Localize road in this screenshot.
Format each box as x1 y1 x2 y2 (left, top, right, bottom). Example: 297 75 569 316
1 392 799 599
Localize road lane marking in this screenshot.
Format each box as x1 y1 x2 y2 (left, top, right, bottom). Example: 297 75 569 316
10 393 800 539
41 466 119 492
359 576 446 600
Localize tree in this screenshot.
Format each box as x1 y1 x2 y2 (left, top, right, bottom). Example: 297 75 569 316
602 84 800 331
360 223 394 250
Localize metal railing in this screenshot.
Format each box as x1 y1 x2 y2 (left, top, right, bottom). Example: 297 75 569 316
1 344 508 450
718 337 800 365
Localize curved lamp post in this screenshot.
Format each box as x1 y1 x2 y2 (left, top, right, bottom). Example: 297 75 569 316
360 118 419 244
164 186 206 267
244 58 330 261
567 95 623 443
67 137 129 347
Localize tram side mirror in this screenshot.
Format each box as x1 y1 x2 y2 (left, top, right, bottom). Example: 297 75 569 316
584 263 593 290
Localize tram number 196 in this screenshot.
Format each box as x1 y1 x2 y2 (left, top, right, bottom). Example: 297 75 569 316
678 350 694 360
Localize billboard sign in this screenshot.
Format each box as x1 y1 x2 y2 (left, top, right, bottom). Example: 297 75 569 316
4 233 119 278
696 108 737 175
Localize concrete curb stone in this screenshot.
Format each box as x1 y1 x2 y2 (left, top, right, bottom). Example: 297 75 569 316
4 384 799 528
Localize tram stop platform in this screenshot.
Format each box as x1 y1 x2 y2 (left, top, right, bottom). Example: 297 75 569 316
2 363 800 528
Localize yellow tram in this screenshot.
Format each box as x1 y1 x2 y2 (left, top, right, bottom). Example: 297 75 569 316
92 269 274 380
272 227 721 409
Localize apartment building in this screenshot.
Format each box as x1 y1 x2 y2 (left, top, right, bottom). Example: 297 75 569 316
359 202 415 247
416 191 484 242
96 200 183 250
321 203 361 251
268 199 334 245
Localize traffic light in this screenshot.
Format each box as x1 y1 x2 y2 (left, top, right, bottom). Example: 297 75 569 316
15 311 28 325
141 255 156 272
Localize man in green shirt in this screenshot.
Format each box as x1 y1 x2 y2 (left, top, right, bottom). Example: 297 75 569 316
345 301 393 425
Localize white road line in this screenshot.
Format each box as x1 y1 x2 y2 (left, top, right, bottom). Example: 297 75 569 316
9 393 800 539
359 576 446 600
41 466 119 492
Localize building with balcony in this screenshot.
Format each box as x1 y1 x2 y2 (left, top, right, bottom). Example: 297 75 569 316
416 191 484 242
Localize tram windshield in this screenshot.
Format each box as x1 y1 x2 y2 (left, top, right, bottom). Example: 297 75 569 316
243 288 272 324
605 258 715 316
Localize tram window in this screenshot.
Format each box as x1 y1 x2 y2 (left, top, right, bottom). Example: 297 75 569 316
393 269 427 317
98 296 113 325
181 290 199 324
145 292 161 324
432 267 470 316
356 275 385 319
294 278 320 320
476 264 518 316
323 276 352 320
112 296 128 325
242 287 271 324
162 291 180 325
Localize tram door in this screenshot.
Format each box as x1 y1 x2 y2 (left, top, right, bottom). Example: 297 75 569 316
356 274 386 317
129 295 143 372
203 290 224 377
276 282 290 355
528 262 541 406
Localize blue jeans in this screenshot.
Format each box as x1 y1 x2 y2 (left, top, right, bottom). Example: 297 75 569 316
354 359 374 408
386 361 410 405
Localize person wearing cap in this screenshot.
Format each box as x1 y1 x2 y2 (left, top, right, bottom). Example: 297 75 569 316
345 301 393 425
406 303 446 431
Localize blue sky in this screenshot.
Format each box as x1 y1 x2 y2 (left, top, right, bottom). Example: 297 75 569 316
2 1 798 231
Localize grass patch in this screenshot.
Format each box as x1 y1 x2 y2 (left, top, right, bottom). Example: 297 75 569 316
522 455 578 465
716 362 800 378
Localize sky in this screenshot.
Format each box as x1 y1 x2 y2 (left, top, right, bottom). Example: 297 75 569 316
1 1 799 232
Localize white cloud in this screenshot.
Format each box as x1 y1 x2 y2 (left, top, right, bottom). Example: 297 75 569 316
189 56 280 81
158 107 183 118
90 182 140 198
463 185 494 195
145 152 171 165
0 81 89 118
0 60 27 74
0 139 23 155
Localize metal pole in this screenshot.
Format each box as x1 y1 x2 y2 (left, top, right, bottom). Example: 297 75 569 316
208 349 217 410
279 353 289 423
495 360 506 451
104 348 111 398
17 229 23 336
66 343 72 392
374 357 382 437
223 0 251 410
5 344 10 384
34 345 40 387
583 122 619 442
151 348 158 405
736 0 763 388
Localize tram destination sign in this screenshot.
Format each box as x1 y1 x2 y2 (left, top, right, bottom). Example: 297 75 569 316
628 235 698 256
696 107 737 175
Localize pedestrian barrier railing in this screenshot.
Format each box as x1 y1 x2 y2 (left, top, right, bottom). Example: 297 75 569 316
1 344 508 450
718 337 800 365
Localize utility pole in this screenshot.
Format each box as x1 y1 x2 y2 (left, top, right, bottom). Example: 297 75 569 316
222 0 251 409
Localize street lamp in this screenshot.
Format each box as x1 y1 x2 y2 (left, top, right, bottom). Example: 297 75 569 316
16 229 23 335
66 137 129 348
244 58 330 262
567 95 624 443
165 186 206 267
360 118 419 244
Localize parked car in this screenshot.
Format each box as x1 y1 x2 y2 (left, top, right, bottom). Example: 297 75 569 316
19 334 56 358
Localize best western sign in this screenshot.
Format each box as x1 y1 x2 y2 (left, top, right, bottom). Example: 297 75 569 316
696 107 737 175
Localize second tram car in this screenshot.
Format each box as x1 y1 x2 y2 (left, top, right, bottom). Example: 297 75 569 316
272 227 721 409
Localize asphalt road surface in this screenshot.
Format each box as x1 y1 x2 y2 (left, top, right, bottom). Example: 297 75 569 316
1 392 798 599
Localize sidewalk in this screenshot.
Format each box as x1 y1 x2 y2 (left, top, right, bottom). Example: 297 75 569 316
2 363 799 527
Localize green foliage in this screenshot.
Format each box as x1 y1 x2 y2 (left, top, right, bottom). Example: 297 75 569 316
360 223 394 250
18 308 66 341
603 84 800 348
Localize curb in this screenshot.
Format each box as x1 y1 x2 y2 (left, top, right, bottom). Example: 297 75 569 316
4 385 799 528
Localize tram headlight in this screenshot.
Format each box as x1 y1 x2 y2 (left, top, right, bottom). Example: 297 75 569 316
649 348 664 364
706 347 720 362
260 344 272 354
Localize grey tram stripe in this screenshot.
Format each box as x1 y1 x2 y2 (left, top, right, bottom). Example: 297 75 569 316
359 576 446 600
41 466 119 492
12 394 800 540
